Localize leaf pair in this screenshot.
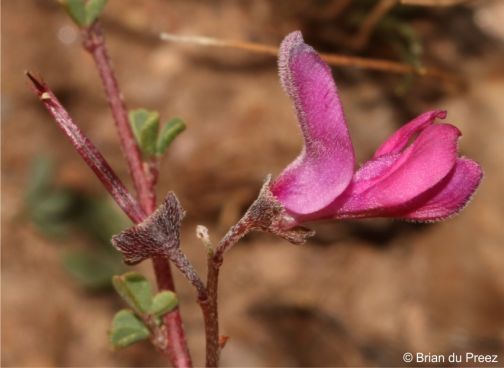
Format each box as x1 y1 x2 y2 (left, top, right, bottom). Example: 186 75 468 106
59 0 108 27
110 272 178 348
129 109 186 158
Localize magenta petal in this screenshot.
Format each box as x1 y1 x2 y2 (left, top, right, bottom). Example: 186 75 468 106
373 109 447 158
271 31 355 215
399 158 483 221
332 123 461 217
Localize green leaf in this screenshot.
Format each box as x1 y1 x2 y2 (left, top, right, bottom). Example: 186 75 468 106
31 191 75 219
157 117 186 155
128 109 160 157
25 156 54 203
29 190 76 237
63 250 124 290
110 309 150 349
60 0 87 26
112 272 153 313
78 198 130 246
85 0 108 25
59 0 108 27
149 291 178 317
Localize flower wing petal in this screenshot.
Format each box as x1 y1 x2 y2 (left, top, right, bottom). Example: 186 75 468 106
332 123 461 217
272 31 355 215
373 109 447 158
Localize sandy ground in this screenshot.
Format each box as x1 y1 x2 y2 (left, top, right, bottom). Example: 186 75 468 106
2 1 504 366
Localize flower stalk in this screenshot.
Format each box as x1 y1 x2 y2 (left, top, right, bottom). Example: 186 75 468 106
198 178 314 367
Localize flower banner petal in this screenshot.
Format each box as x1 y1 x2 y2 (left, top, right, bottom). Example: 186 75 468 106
272 31 355 215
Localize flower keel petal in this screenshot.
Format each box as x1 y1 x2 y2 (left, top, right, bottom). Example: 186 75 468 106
332 123 461 218
399 158 483 221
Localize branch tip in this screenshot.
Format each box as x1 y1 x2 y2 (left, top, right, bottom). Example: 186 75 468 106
25 71 47 94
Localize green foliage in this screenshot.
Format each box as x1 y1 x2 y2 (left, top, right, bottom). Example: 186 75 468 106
129 109 160 157
110 273 178 348
149 291 178 317
59 0 108 27
109 309 150 349
157 117 186 156
85 0 108 25
128 109 186 158
25 156 127 290
112 272 153 313
112 272 179 316
63 250 124 290
25 157 72 236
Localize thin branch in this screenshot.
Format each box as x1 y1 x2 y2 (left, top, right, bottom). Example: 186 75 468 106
152 257 192 367
82 21 155 212
28 69 193 367
159 32 458 83
81 21 194 367
199 256 222 368
350 0 398 50
400 0 470 5
198 177 315 367
26 72 145 224
199 218 254 367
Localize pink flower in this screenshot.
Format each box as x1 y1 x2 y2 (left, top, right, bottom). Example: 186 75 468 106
271 31 482 228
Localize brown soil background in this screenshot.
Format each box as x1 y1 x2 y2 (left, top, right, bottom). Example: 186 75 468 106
2 1 504 366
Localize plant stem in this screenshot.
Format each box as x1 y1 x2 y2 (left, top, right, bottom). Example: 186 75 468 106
26 72 145 224
200 257 221 368
82 21 154 210
81 21 192 367
199 220 253 367
153 257 192 368
29 71 193 367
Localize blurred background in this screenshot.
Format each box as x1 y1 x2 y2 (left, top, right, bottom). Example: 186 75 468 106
2 0 504 366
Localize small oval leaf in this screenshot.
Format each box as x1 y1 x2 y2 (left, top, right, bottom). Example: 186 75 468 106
149 291 178 317
110 309 150 349
85 0 108 25
112 272 153 313
157 117 186 155
129 109 160 157
59 0 108 27
59 0 87 27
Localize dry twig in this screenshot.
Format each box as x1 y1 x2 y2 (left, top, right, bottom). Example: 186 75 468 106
160 32 458 83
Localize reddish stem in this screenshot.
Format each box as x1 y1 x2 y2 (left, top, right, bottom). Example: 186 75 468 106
199 257 221 368
26 72 145 224
153 257 192 368
81 21 155 211
28 73 193 366
199 221 253 367
80 21 193 367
